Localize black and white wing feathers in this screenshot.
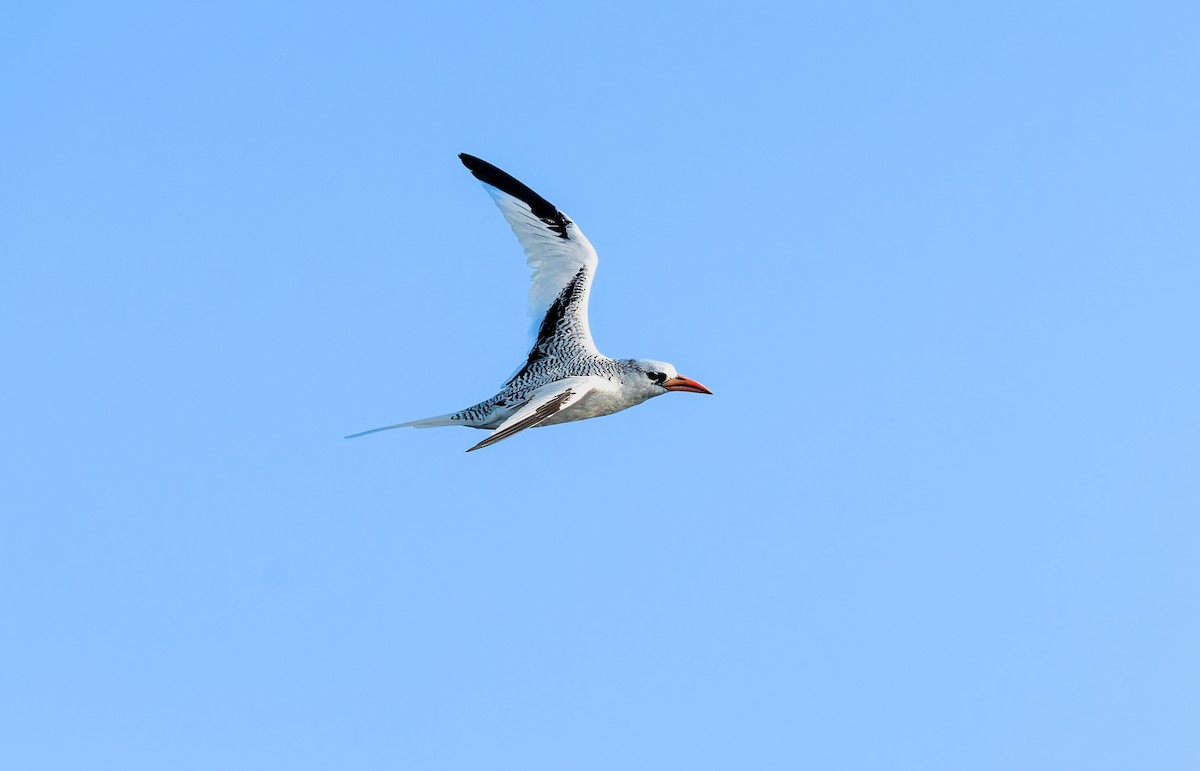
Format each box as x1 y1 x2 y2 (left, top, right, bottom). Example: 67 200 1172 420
459 154 600 379
464 376 599 452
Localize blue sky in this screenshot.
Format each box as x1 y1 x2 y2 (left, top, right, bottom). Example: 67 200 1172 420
3 1 1198 769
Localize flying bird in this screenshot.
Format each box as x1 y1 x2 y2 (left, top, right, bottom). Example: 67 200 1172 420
347 153 712 452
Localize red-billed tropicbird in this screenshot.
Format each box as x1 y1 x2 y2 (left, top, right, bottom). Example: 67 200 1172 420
347 153 712 452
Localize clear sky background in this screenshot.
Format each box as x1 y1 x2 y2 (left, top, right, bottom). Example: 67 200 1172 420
3 2 1198 769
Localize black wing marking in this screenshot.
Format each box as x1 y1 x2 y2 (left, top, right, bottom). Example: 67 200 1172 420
459 153 571 239
507 266 590 384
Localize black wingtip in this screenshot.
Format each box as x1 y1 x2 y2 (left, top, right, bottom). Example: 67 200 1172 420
457 152 564 229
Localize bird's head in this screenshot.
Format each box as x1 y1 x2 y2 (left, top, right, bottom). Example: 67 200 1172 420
628 359 713 398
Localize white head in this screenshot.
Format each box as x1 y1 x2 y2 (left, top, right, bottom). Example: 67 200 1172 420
624 358 713 400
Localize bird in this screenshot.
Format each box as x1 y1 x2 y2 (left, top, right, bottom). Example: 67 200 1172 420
346 153 712 452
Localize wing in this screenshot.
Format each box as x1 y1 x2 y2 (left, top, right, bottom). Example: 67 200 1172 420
465 376 600 453
459 154 601 381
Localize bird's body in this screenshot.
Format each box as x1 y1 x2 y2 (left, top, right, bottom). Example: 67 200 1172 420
348 154 711 452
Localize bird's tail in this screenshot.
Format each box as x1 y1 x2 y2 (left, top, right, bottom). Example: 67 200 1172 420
344 413 459 439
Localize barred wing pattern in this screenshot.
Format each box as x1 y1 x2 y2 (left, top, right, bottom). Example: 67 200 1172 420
464 376 601 452
459 154 601 382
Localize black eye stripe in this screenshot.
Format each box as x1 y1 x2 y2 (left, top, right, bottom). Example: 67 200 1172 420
648 372 667 385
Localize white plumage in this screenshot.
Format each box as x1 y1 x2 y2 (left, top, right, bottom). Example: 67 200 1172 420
482 184 599 345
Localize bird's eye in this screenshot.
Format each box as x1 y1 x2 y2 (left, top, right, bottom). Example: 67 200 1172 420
648 372 666 385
